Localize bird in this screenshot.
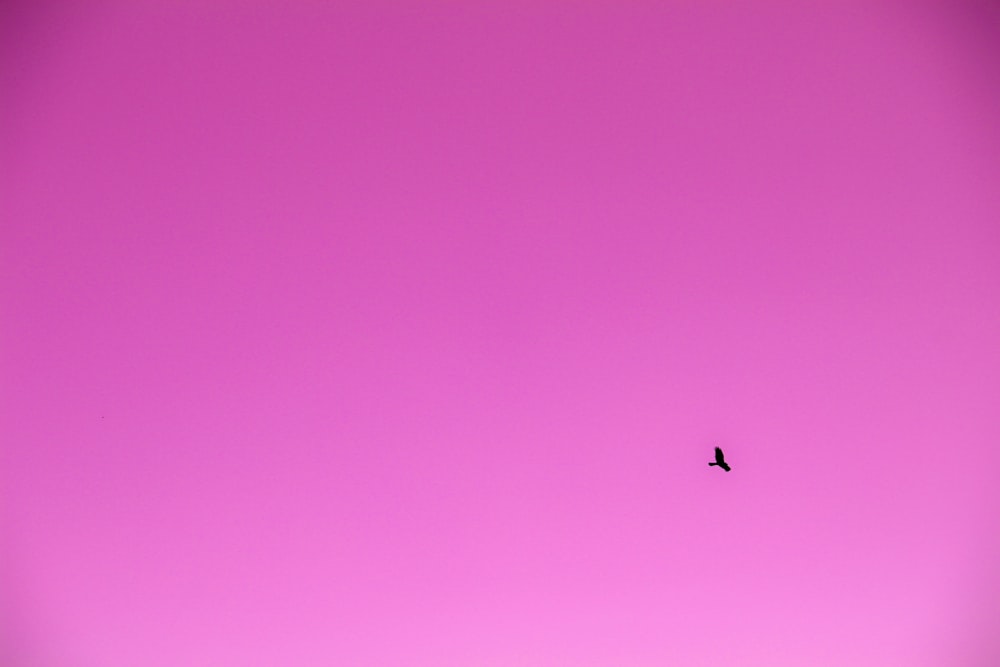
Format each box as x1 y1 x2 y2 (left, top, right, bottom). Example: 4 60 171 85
708 446 731 472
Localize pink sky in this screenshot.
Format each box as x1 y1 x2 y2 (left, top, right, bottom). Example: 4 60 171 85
3 2 999 666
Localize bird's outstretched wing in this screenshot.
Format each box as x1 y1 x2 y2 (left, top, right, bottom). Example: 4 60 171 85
714 447 726 464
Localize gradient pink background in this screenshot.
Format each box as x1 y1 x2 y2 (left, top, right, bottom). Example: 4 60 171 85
3 3 999 666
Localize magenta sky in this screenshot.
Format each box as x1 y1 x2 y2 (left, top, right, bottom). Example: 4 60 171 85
3 3 999 666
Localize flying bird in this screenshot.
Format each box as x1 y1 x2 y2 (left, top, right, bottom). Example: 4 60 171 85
708 446 731 472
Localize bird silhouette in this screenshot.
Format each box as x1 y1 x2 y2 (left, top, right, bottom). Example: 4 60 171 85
708 446 731 472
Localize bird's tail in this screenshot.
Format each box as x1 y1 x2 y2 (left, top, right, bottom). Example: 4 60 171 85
708 462 718 466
